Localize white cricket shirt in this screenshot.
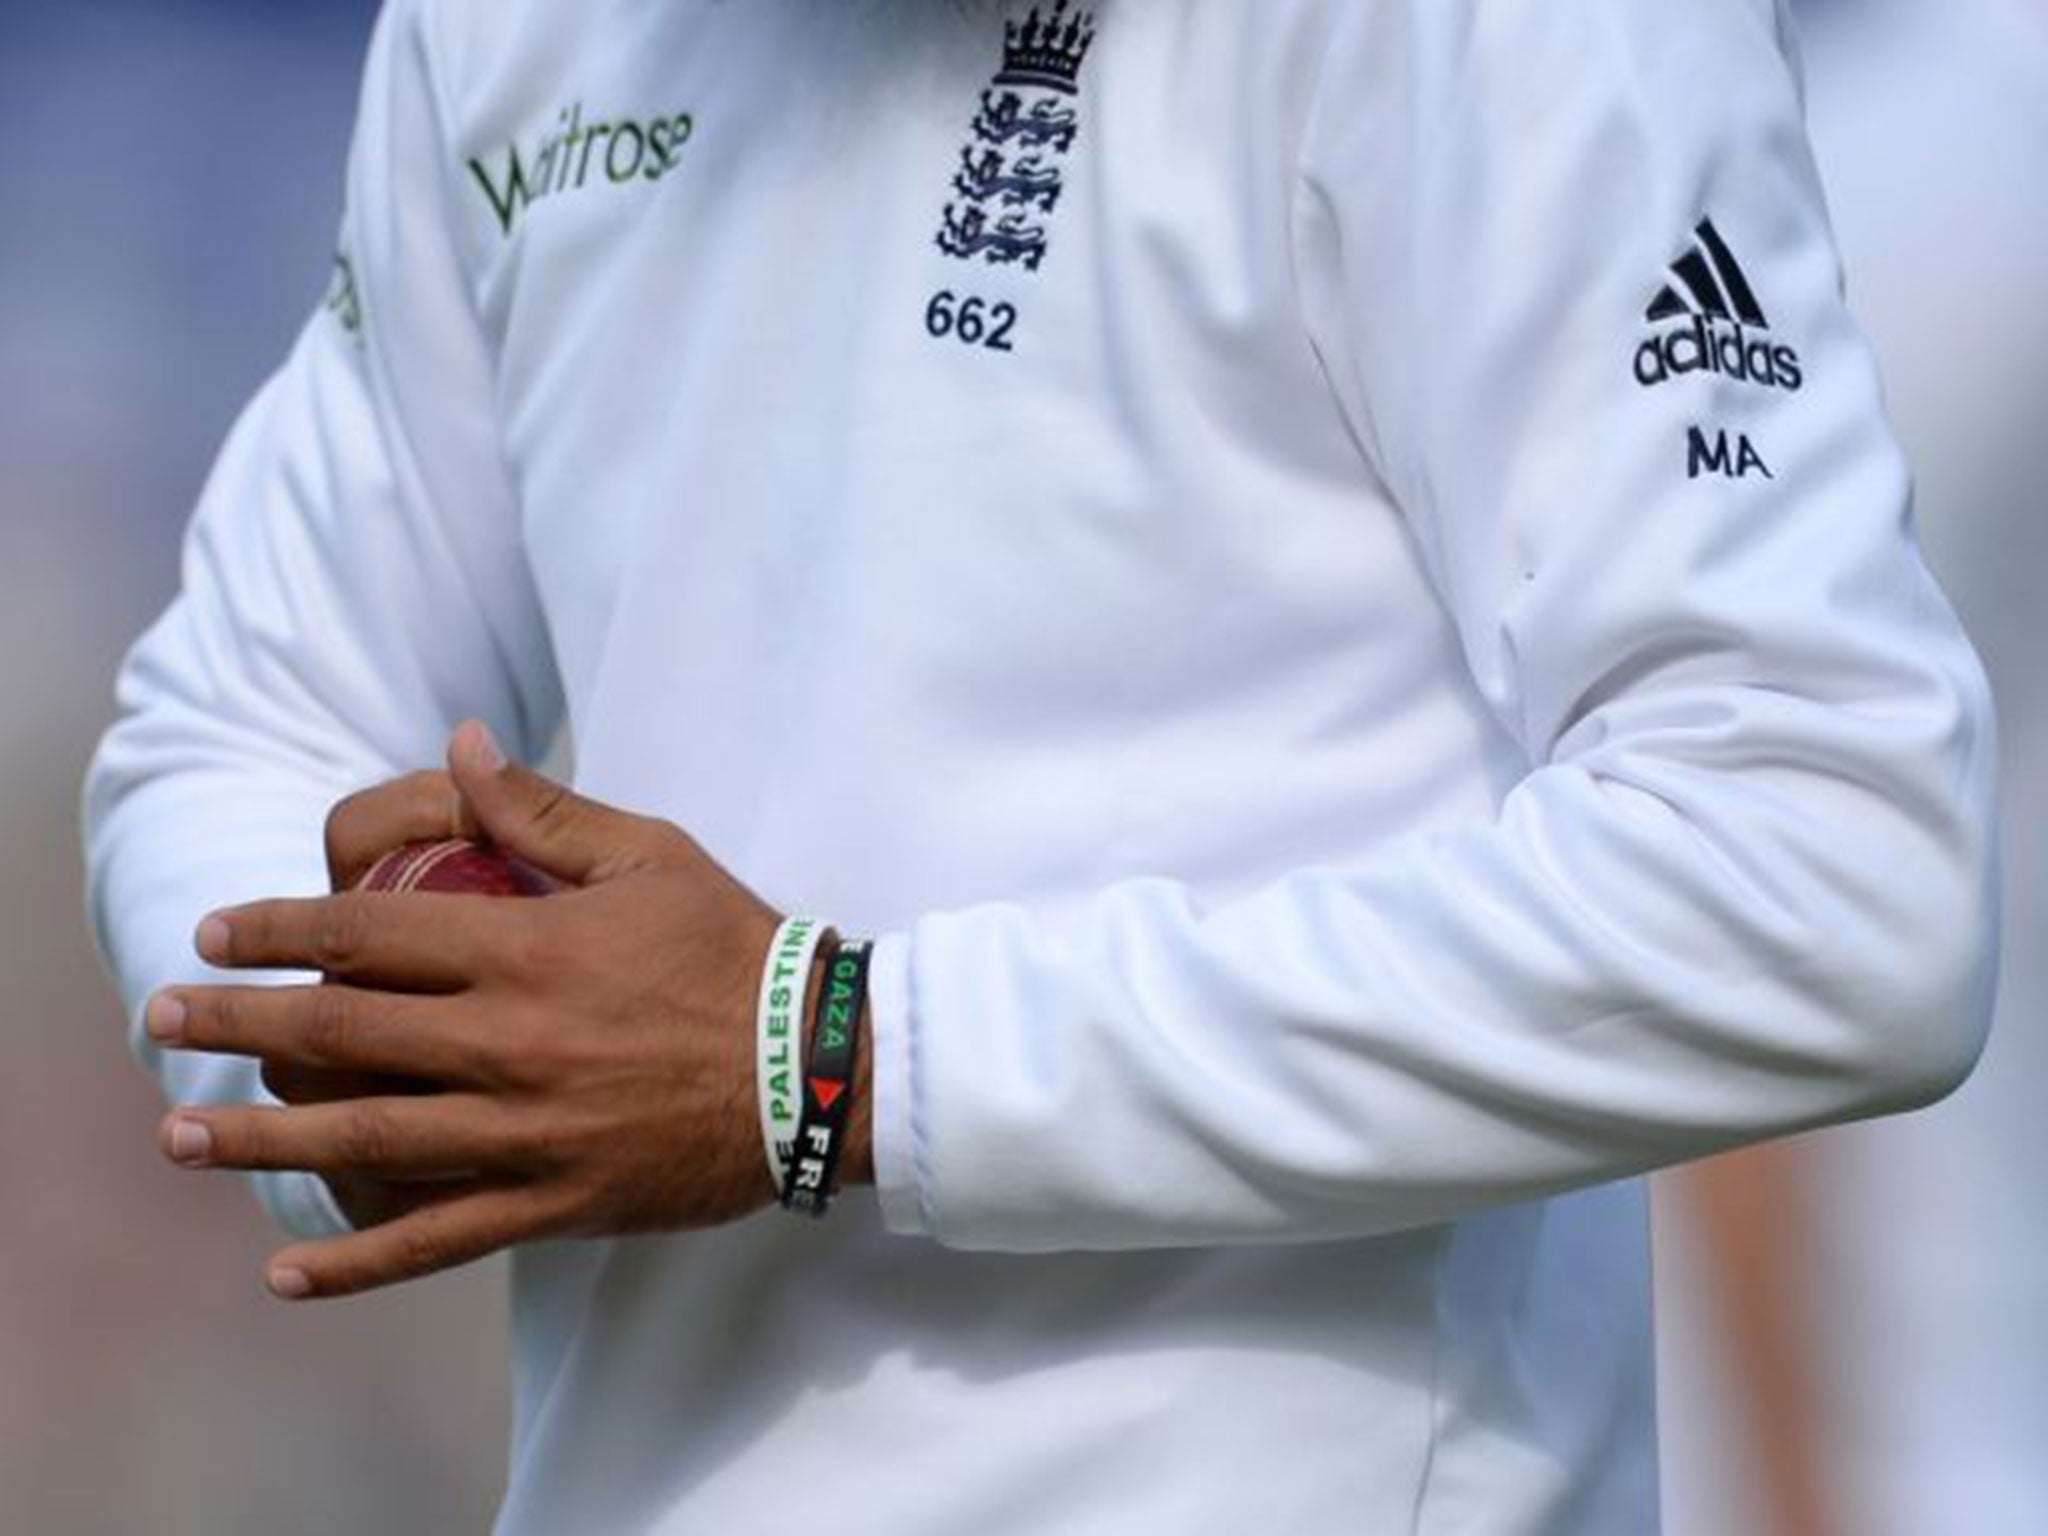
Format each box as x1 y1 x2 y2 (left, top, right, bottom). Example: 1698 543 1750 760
83 2 1998 1531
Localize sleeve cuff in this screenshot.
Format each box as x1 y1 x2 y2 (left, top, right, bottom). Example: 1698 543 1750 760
866 926 930 1238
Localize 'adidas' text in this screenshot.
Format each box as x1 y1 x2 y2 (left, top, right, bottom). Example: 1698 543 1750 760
1636 317 1803 393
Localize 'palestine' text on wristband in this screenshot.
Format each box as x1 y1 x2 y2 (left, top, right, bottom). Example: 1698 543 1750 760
779 935 872 1219
755 917 830 1194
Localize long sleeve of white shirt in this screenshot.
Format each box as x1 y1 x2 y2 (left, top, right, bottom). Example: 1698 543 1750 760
80 2 562 1239
866 0 2001 1252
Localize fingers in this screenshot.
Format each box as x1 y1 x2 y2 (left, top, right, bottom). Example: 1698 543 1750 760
265 1182 566 1301
326 769 479 892
196 890 524 988
321 1173 487 1232
263 1061 429 1106
160 1094 531 1180
151 983 493 1084
447 719 667 887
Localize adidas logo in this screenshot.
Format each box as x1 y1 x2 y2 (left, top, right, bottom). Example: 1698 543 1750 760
1634 218 1803 393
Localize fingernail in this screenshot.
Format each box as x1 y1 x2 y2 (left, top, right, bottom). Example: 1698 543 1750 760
195 915 231 965
144 993 189 1043
267 1266 313 1300
462 720 507 774
168 1118 213 1165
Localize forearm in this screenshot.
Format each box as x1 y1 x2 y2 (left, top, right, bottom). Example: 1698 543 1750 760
87 0 558 1241
865 678 1992 1253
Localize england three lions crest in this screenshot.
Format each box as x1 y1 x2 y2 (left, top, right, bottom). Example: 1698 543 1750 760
936 2 1097 273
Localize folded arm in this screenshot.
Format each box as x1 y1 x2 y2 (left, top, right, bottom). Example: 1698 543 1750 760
867 0 1998 1252
80 0 561 1238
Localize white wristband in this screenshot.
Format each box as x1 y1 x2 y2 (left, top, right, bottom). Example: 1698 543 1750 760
757 917 828 1193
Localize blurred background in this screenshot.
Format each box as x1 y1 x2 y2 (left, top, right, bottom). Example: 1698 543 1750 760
1 3 506 1532
1 1 2040 1533
1657 3 2048 1535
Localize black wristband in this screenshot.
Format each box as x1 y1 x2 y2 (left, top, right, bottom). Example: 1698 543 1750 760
779 934 871 1219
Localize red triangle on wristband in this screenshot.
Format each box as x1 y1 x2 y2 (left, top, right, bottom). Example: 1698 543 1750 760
811 1078 846 1112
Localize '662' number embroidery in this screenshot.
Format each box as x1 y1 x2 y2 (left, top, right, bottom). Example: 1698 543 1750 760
926 290 1018 353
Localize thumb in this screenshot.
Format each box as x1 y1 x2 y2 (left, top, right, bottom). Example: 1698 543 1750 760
446 720 650 886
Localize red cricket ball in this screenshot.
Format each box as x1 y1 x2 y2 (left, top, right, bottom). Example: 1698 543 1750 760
356 839 558 898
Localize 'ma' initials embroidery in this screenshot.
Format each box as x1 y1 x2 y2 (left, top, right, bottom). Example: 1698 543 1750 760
935 2 1097 273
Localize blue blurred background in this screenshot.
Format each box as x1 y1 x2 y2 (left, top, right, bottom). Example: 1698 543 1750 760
1 5 506 1531
4 3 2042 1533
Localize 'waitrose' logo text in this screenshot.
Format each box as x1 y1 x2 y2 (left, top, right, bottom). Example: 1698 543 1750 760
468 103 695 237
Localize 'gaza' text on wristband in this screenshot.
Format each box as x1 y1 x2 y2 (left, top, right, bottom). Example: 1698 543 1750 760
780 936 871 1219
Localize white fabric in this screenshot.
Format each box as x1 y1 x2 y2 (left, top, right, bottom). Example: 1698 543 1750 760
82 2 1996 1532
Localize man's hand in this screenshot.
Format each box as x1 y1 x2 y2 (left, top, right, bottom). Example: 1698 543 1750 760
145 721 851 1301
255 765 487 1230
